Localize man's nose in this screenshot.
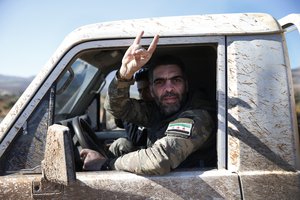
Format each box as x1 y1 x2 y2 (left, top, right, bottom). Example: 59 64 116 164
164 80 175 92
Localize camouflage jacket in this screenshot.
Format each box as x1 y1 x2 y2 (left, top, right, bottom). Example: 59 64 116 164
104 73 216 175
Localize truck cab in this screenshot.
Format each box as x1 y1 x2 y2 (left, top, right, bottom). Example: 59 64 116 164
0 13 299 199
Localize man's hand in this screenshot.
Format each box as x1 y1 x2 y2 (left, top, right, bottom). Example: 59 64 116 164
119 31 159 80
80 149 107 171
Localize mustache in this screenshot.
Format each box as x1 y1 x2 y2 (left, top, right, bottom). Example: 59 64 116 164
161 92 179 99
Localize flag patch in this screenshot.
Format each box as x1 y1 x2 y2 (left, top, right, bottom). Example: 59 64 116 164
167 122 193 137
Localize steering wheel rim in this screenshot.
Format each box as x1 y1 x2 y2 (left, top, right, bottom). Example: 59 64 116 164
72 116 107 158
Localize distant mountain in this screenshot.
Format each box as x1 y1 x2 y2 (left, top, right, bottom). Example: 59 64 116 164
0 74 34 96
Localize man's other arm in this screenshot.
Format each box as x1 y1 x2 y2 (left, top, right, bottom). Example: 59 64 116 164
111 109 215 175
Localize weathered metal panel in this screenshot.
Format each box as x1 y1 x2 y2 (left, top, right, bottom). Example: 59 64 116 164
66 170 241 199
227 34 298 171
0 175 38 199
0 170 241 199
65 13 280 44
42 124 76 186
239 171 300 199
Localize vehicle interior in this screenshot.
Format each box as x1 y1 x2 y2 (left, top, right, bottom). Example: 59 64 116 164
53 44 218 171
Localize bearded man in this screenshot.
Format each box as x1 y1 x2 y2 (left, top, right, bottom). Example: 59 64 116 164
80 31 216 175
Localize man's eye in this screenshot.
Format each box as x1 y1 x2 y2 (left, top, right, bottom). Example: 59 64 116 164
172 77 183 83
154 80 164 86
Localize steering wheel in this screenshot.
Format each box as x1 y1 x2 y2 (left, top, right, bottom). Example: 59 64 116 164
72 116 108 158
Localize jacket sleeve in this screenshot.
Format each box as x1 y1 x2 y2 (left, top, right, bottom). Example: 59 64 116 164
111 109 215 175
104 73 152 127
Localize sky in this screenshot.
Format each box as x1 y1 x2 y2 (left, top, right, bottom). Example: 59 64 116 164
0 0 300 77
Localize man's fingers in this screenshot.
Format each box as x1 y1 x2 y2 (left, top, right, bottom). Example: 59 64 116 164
147 35 159 54
121 32 159 75
133 33 159 55
80 148 88 157
134 34 159 55
133 31 144 45
134 47 146 55
81 149 106 171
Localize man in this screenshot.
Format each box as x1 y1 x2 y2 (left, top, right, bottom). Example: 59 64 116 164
80 31 216 175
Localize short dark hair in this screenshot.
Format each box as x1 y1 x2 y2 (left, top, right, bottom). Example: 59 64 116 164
134 67 149 82
148 55 186 82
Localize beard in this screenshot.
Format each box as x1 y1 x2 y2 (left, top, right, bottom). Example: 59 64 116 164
154 91 186 116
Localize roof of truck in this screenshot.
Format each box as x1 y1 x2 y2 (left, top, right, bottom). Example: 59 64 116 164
63 13 281 46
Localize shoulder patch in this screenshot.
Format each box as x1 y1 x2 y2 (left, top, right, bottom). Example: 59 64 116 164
166 118 194 138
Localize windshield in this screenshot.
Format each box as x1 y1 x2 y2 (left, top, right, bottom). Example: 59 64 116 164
55 58 98 116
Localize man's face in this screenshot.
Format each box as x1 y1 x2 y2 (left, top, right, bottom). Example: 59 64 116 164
150 64 188 116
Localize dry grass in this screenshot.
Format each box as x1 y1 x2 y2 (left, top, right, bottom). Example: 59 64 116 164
0 95 19 119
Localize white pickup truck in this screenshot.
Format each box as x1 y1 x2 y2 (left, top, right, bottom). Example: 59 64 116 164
0 13 299 199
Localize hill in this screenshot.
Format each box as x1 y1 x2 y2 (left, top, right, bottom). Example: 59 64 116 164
0 74 34 96
0 74 34 120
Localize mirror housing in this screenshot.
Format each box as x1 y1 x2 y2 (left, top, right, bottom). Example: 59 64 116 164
42 124 76 186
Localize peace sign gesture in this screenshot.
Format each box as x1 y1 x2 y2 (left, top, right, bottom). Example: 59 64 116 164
119 31 159 80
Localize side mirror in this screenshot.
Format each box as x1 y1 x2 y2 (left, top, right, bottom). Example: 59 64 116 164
42 124 76 186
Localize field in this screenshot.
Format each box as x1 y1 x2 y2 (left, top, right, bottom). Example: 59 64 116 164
0 95 19 120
